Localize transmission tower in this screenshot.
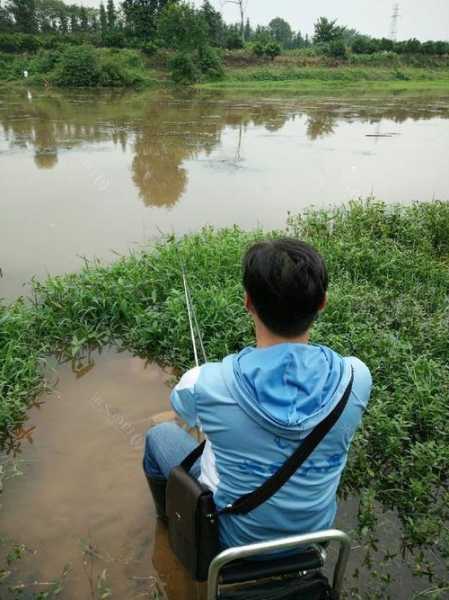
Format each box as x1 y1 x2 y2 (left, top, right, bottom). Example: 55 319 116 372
389 3 400 42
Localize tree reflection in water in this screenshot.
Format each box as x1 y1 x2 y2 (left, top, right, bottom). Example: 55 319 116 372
1 88 448 208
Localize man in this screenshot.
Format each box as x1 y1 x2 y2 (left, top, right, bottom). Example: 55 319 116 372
143 238 372 549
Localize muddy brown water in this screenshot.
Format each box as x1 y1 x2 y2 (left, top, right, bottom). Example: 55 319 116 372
0 351 206 599
1 87 449 300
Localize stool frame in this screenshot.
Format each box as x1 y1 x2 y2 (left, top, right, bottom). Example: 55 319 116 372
207 528 351 600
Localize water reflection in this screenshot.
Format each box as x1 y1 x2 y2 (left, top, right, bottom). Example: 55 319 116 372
2 88 449 301
2 88 448 210
306 112 337 140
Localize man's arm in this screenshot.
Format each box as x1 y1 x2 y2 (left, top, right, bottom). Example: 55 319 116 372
170 366 202 428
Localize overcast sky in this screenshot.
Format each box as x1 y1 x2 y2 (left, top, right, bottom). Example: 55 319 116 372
79 0 449 41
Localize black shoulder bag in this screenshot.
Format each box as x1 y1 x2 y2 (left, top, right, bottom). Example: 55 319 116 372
166 371 353 582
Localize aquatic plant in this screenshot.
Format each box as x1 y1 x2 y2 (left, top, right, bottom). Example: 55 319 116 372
1 200 449 572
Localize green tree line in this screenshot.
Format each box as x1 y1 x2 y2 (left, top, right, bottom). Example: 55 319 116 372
1 2 448 57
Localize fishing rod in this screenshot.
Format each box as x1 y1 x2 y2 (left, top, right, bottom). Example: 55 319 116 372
181 265 207 367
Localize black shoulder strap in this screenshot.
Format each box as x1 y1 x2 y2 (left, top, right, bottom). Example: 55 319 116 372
181 439 206 471
224 369 353 515
180 368 353 516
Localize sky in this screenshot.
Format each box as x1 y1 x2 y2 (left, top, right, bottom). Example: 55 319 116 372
78 0 449 41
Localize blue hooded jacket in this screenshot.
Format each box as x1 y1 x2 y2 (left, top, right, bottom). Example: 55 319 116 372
171 343 372 549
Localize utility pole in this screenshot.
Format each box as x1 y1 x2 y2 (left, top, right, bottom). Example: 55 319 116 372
224 0 246 44
389 3 400 42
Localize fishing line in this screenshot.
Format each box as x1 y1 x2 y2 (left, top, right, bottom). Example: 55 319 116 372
182 266 200 367
182 265 208 366
156 232 207 366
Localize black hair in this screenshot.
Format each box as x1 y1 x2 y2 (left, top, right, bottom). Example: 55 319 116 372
242 238 328 337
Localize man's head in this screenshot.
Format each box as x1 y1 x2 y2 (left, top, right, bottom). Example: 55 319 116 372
242 238 328 338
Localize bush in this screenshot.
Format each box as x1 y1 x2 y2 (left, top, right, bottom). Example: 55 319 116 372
252 41 265 58
394 69 411 81
251 40 281 61
351 35 377 55
142 40 159 56
101 31 127 49
53 45 100 87
169 51 201 84
97 58 141 87
96 49 146 86
0 52 25 80
326 39 348 59
0 33 41 53
30 49 62 74
198 45 224 80
225 30 244 50
264 41 281 61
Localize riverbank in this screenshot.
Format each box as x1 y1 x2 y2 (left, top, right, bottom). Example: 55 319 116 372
1 200 449 574
2 45 449 92
200 65 449 92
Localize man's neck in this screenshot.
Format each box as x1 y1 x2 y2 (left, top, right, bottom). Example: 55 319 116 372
254 321 310 349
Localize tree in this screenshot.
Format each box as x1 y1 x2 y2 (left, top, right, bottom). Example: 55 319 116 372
7 0 37 32
90 13 98 31
35 0 66 33
265 40 281 60
351 34 375 54
58 9 68 33
403 38 421 54
224 23 243 49
99 2 107 32
313 17 345 44
269 17 292 49
79 6 88 31
291 31 304 49
326 39 347 59
244 17 251 41
224 0 244 44
0 0 14 31
201 0 224 47
122 0 158 37
341 27 359 46
159 2 207 51
70 11 78 33
106 0 115 30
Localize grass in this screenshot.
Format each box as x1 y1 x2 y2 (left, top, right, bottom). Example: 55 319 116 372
1 200 449 571
200 65 449 92
3 45 449 93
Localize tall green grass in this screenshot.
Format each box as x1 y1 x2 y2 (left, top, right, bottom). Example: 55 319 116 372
225 66 449 82
1 200 449 563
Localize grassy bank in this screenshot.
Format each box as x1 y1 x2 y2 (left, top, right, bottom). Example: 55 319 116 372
3 44 449 92
200 65 449 92
0 46 163 87
1 200 449 566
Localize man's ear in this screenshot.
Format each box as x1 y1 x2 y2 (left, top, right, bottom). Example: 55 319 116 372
318 292 328 312
244 292 254 314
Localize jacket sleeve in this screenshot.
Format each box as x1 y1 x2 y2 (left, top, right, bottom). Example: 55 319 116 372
170 366 202 428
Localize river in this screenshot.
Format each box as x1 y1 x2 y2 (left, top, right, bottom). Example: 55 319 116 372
1 87 449 300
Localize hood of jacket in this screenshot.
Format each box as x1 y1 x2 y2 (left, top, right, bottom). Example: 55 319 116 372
222 343 351 441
